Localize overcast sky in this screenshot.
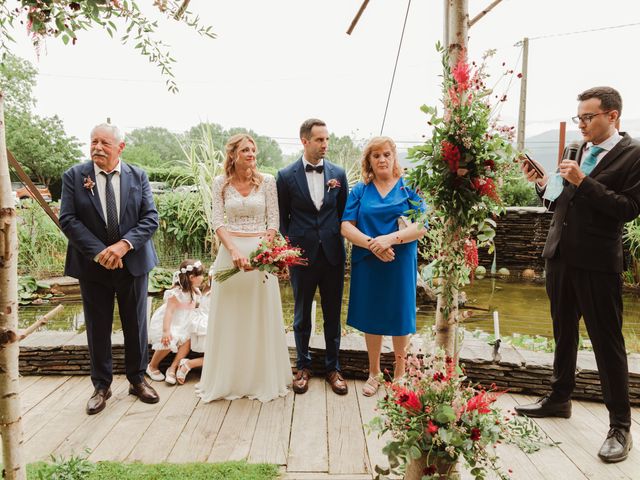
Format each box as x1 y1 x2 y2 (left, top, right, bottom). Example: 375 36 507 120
7 0 640 154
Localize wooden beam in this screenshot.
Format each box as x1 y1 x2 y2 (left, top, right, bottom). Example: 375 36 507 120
6 150 61 230
346 0 370 35
469 0 503 27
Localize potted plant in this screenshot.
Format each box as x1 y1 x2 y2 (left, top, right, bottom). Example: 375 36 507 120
369 352 551 479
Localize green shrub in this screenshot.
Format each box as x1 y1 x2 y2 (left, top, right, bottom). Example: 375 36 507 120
499 175 541 207
154 191 213 264
17 200 67 277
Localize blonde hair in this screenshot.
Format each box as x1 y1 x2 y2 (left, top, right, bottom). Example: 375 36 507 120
360 136 402 184
223 133 263 189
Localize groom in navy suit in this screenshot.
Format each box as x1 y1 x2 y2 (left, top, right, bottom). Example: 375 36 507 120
277 119 349 395
60 123 160 414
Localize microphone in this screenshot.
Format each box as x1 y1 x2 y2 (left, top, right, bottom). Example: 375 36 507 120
561 142 581 186
563 142 581 161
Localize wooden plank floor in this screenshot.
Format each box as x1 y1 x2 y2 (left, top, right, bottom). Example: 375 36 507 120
6 375 640 479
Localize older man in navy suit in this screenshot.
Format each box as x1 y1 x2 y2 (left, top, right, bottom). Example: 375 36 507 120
60 123 160 415
277 119 349 395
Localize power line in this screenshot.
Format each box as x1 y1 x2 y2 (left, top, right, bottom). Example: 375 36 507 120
527 21 640 41
380 0 412 136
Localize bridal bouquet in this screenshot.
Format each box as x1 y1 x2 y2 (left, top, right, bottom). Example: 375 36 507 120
214 233 308 282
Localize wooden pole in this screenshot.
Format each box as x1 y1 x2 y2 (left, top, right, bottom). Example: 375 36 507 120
516 37 529 152
469 0 504 27
7 150 61 230
433 0 468 358
557 121 567 166
346 0 370 35
447 0 469 67
0 92 26 479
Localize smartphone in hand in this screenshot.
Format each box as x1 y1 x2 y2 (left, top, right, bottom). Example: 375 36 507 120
523 154 544 178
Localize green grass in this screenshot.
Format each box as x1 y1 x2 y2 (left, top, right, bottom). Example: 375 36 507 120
25 460 280 480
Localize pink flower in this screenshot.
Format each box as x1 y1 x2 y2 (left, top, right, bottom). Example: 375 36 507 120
452 59 471 89
83 176 95 196
326 178 341 192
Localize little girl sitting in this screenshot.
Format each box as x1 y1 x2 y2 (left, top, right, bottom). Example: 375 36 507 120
147 259 204 385
175 265 213 385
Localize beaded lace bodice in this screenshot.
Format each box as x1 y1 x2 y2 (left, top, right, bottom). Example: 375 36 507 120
211 174 279 233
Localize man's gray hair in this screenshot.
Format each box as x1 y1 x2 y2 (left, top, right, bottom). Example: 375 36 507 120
91 123 124 143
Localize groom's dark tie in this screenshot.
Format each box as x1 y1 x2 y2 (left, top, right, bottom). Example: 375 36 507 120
100 171 120 245
305 164 324 174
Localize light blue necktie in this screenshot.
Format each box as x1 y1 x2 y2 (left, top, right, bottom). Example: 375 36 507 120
580 145 604 176
543 145 605 201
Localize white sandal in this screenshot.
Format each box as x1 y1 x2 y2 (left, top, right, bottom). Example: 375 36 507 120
176 359 192 385
146 366 165 382
362 376 380 397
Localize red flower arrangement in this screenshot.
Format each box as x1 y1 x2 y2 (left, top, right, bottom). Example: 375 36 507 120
407 44 519 315
369 353 551 479
213 233 308 283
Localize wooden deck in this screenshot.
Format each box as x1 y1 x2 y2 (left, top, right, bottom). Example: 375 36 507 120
7 374 640 479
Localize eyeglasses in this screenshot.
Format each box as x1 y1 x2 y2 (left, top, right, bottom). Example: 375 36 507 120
571 111 611 125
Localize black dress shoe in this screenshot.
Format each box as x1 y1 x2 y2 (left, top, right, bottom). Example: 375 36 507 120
129 380 160 404
86 388 112 415
598 428 632 463
514 394 571 418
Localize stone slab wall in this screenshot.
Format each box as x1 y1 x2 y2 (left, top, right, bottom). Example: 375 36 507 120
477 207 552 274
19 333 640 406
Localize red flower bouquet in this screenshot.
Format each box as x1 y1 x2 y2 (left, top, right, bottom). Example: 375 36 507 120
213 233 308 283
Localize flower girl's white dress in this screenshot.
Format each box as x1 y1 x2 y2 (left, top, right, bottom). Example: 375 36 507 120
148 288 198 353
196 174 291 403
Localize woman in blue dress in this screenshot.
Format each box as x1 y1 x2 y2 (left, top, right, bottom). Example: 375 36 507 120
341 137 426 396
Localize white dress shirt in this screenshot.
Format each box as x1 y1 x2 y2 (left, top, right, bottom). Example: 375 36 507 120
302 156 325 211
94 161 122 222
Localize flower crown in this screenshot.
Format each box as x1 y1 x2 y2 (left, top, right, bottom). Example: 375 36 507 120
172 260 203 284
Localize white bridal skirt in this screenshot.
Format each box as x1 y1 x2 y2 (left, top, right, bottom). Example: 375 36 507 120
195 236 291 403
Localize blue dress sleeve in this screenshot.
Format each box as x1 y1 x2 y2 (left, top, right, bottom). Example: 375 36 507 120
342 182 364 222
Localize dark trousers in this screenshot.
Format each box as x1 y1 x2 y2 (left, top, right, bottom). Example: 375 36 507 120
80 270 149 390
546 257 630 430
290 247 344 372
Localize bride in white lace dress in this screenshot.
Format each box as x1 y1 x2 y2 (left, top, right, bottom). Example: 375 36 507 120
196 133 291 403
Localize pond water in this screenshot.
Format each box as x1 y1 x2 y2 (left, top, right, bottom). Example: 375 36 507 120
18 278 640 352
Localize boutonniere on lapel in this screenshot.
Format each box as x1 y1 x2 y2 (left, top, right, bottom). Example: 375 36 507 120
83 176 95 196
326 178 341 193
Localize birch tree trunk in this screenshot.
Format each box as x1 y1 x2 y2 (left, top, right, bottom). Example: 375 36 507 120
434 0 468 357
0 92 25 480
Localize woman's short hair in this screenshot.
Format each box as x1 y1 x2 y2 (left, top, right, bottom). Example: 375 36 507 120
360 136 402 183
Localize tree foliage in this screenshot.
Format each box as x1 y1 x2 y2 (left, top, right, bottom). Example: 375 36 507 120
122 126 184 167
0 53 82 186
0 0 215 93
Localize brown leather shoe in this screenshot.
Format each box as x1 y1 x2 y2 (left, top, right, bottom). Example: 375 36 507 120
292 368 311 394
326 370 348 395
128 379 160 404
86 388 112 415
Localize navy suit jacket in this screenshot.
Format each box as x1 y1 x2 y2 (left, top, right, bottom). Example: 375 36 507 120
59 160 159 280
276 158 348 265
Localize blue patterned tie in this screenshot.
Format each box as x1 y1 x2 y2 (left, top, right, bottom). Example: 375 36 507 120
101 171 120 244
580 146 604 176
